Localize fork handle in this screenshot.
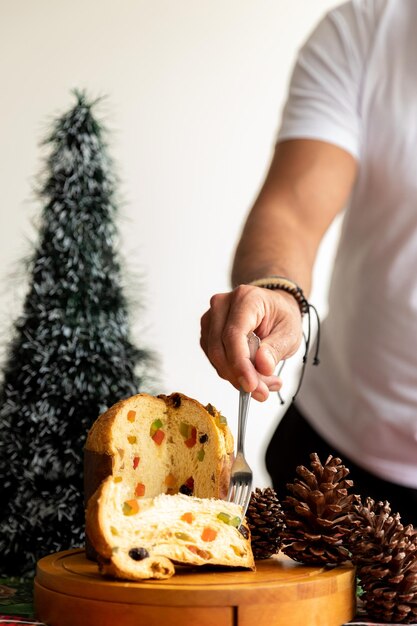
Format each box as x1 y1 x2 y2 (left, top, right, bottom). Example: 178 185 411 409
237 332 259 452
237 389 251 453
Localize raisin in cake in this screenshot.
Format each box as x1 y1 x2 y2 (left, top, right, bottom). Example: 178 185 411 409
86 476 255 580
84 392 233 507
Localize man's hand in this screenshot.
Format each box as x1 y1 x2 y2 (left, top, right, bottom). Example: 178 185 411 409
200 284 303 401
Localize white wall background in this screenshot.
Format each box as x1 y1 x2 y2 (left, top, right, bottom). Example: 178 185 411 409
0 0 341 488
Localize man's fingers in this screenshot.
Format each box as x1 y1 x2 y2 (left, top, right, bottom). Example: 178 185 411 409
200 289 262 391
200 285 303 397
251 374 283 401
205 293 230 373
200 293 243 390
222 327 260 393
255 343 279 376
220 285 266 391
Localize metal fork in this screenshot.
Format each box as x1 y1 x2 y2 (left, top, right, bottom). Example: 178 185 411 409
227 332 260 519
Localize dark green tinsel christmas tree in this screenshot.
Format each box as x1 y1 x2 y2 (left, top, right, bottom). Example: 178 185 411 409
0 92 155 576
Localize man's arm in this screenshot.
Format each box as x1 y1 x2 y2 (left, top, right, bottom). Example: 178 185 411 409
232 138 357 291
200 138 357 401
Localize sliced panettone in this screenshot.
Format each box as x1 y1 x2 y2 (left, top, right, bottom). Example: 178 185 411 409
84 392 234 559
86 476 255 580
85 392 233 502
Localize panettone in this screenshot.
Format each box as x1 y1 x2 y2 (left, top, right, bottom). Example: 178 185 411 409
84 392 234 558
86 476 255 580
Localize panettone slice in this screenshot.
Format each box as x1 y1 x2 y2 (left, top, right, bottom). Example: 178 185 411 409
86 476 255 580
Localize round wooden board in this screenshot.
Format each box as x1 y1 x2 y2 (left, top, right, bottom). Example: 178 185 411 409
34 549 356 626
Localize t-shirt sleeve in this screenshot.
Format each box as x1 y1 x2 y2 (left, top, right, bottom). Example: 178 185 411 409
277 0 376 160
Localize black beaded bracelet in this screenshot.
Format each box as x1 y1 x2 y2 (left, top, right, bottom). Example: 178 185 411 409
248 274 320 404
248 276 309 316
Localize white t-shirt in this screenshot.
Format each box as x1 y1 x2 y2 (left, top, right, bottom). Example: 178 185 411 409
277 0 417 488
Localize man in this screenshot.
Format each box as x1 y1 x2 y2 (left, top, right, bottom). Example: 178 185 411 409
200 0 417 525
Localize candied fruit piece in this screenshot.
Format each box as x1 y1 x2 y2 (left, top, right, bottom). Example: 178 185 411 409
110 526 119 536
165 473 176 487
150 419 163 437
181 512 194 524
127 410 136 422
127 436 137 444
114 476 123 483
116 447 125 459
180 422 197 447
123 500 139 516
185 427 197 448
187 545 212 560
129 547 149 561
179 421 191 439
197 448 205 461
215 414 228 427
199 433 208 444
152 429 165 445
135 482 146 497
201 527 218 542
133 456 140 470
216 512 242 527
231 545 243 556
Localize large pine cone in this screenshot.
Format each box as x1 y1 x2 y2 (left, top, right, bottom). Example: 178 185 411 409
349 497 417 624
246 487 283 560
281 452 359 565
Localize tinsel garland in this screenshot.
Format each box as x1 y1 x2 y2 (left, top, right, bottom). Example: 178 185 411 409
0 91 156 575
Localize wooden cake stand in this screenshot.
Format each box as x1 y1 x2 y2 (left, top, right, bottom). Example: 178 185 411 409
34 549 356 626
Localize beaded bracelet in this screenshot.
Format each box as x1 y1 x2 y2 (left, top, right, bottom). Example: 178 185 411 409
248 275 309 316
247 275 319 404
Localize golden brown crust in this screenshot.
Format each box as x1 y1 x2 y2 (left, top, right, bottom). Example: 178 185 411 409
83 449 114 506
100 552 175 580
158 392 183 409
162 393 232 446
85 482 113 560
85 392 233 456
204 402 234 454
84 449 114 560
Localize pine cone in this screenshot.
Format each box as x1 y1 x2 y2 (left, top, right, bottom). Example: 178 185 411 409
350 497 417 624
246 487 283 560
281 452 359 565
